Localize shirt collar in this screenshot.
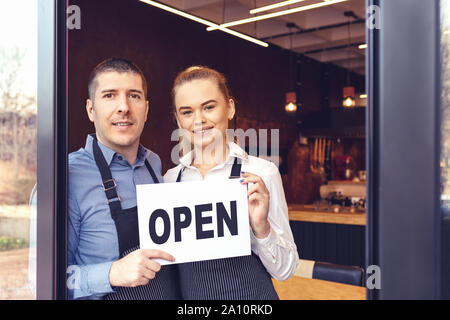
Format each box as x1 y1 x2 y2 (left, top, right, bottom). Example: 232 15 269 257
135 144 148 166
85 134 147 166
178 141 248 168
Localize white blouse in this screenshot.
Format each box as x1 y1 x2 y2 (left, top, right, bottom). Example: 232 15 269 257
164 142 299 280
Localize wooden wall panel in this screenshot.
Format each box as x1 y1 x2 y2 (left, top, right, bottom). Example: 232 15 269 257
68 0 365 201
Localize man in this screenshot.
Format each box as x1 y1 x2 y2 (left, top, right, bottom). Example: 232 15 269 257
68 58 179 300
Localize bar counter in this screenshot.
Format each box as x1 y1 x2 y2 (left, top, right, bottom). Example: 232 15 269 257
272 276 366 300
288 204 366 226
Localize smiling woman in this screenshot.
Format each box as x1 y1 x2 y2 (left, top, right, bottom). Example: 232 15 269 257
164 66 299 300
171 66 235 169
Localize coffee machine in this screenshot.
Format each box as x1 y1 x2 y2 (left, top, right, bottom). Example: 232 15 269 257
317 179 366 212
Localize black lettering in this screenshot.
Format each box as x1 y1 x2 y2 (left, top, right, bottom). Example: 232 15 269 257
216 201 238 237
148 209 171 244
173 206 192 242
195 203 214 239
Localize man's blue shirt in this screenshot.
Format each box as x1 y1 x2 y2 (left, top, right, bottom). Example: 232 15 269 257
67 134 163 299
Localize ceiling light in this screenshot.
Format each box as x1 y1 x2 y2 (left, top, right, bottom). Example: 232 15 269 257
207 0 348 31
285 92 298 112
343 96 355 108
250 0 307 15
360 94 367 99
285 101 297 112
358 44 368 49
139 0 268 47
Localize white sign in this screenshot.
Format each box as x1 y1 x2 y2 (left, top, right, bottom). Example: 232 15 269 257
136 179 250 265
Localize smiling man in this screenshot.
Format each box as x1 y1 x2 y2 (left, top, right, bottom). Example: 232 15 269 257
67 58 180 300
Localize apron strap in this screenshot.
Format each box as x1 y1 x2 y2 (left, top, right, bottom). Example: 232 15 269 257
92 136 122 214
145 159 160 184
176 157 242 182
92 135 160 214
176 167 184 183
229 157 242 179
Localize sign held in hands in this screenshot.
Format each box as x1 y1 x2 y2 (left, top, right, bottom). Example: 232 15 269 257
137 179 250 265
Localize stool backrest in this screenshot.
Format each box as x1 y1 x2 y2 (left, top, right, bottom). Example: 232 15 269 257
313 261 364 286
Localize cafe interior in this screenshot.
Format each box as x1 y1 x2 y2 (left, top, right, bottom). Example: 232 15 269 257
65 0 450 304
67 0 369 300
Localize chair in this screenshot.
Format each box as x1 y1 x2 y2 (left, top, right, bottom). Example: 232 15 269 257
294 259 364 286
271 259 366 300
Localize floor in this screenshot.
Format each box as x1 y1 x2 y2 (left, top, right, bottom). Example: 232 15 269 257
0 248 35 300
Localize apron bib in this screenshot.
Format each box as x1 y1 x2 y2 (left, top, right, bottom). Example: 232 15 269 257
91 136 180 300
176 157 279 300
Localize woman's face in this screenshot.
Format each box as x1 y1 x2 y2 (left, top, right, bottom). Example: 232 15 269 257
174 78 235 149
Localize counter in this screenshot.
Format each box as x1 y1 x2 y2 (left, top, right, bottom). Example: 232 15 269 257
288 204 366 226
272 276 366 300
288 204 366 268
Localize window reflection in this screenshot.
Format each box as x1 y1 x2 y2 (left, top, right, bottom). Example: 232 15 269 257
0 0 37 299
441 0 450 212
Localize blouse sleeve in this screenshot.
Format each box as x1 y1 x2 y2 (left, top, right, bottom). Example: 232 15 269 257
250 162 299 281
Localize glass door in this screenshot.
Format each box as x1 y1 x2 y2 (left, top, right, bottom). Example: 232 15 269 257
440 0 450 300
0 0 38 299
0 0 68 300
36 0 68 299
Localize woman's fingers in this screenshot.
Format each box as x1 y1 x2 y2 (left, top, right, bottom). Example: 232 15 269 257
240 173 264 191
247 184 266 198
241 172 269 199
248 192 264 203
240 171 261 184
241 172 271 239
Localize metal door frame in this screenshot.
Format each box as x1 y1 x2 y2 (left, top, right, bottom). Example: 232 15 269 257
366 0 441 299
37 0 67 299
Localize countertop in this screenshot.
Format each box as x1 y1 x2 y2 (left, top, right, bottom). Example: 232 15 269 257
272 276 366 300
288 204 366 226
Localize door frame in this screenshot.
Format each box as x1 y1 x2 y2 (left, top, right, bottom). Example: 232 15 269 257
37 0 68 299
366 0 441 299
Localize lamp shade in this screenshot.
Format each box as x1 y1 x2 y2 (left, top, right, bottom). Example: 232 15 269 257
342 86 356 108
343 86 355 98
285 92 297 112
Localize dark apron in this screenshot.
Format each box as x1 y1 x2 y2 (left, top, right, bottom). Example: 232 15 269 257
92 136 180 300
176 158 279 300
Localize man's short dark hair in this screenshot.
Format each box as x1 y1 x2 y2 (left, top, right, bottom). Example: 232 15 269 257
88 57 148 100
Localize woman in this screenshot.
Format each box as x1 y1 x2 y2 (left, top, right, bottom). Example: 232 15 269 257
164 66 299 300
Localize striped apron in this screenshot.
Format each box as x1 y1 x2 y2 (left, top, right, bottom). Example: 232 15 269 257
176 158 279 300
92 136 180 300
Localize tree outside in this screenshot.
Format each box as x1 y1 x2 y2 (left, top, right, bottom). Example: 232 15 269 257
0 46 37 299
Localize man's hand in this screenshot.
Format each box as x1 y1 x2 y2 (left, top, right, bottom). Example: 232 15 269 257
109 249 175 287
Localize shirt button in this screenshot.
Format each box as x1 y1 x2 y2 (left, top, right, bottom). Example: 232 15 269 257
118 156 123 161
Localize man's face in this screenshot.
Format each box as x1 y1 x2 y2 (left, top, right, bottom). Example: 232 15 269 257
86 71 149 154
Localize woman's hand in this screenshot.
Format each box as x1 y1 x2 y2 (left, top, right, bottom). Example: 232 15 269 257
240 171 271 239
